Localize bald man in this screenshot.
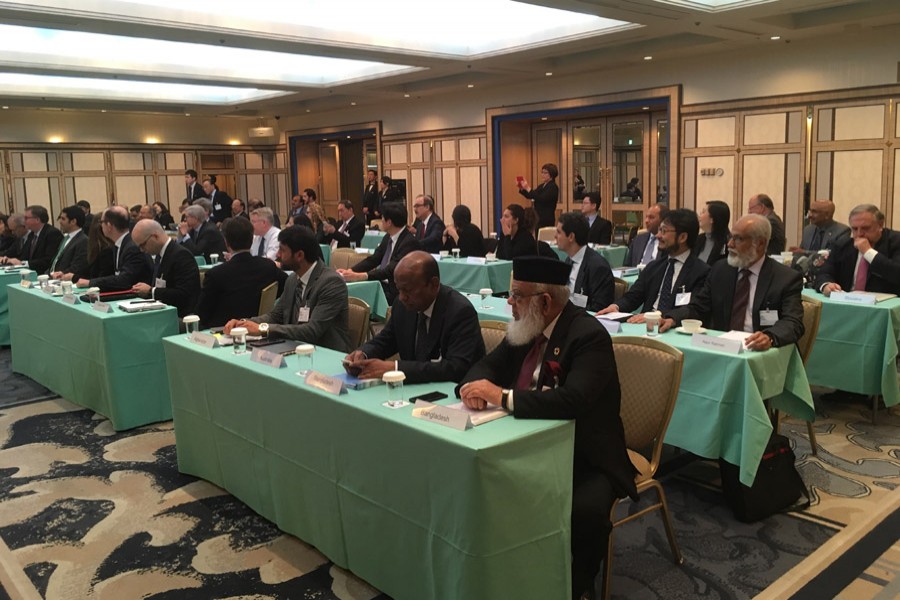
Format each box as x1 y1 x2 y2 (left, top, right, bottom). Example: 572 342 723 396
792 200 851 254
130 219 201 317
343 251 484 383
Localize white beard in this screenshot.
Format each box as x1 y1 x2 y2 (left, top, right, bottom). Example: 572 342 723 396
726 250 753 269
506 299 546 346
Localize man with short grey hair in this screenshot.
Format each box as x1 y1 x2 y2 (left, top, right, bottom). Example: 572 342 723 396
250 207 281 260
179 204 226 262
0 205 64 274
0 213 27 258
747 193 786 255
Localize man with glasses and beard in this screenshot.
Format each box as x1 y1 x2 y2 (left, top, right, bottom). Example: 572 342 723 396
457 256 637 600
659 214 804 350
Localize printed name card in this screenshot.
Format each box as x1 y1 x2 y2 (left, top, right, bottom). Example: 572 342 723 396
91 301 111 313
305 371 344 395
597 318 622 334
62 293 79 305
691 333 743 354
189 331 219 348
251 347 286 368
412 400 470 431
829 291 877 305
354 248 370 254
466 256 487 265
20 280 32 288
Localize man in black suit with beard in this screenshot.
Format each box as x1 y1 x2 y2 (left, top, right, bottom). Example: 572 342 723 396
660 214 804 350
130 219 201 317
458 256 637 600
598 209 710 321
195 217 288 328
554 211 614 312
624 203 669 267
75 206 153 292
344 251 484 383
49 206 88 279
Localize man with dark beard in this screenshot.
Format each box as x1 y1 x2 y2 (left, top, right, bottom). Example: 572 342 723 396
457 256 637 600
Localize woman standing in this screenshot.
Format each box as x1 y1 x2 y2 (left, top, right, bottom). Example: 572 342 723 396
693 200 730 265
442 205 486 257
517 163 559 228
496 204 537 260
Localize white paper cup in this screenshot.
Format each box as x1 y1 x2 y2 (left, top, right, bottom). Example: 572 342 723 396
439 250 449 257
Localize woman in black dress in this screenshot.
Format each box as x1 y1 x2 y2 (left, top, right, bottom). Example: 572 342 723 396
153 202 175 229
442 205 486 257
496 204 537 260
518 163 559 228
693 200 730 265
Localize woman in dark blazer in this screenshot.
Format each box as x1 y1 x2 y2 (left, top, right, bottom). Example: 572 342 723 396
153 201 175 229
518 162 559 228
71 212 115 281
442 205 486 257
693 200 730 265
496 204 537 260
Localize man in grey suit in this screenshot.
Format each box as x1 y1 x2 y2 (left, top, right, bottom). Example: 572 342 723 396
224 225 352 353
555 212 614 311
624 203 669 267
49 205 88 279
791 200 850 254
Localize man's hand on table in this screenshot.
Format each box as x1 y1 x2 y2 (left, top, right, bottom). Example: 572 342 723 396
744 331 773 352
459 379 503 411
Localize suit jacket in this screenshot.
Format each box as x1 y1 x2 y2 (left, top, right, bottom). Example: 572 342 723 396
90 233 153 292
692 234 728 266
195 252 287 328
187 181 205 201
352 229 420 304
815 229 900 295
617 254 710 315
572 247 614 312
442 223 486 257
362 183 380 222
52 230 88 276
208 189 233 223
251 261 352 352
20 225 64 275
800 221 851 253
625 231 665 267
458 302 638 501
180 221 227 263
324 216 365 248
668 256 805 347
496 230 537 260
587 215 613 246
518 181 559 228
413 213 446 253
360 285 485 384
152 242 201 317
79 246 115 281
767 212 786 255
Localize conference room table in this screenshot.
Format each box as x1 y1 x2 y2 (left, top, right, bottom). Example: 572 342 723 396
550 244 628 268
0 268 36 345
8 285 179 429
164 337 574 600
803 290 900 408
436 257 513 294
468 296 815 486
360 230 385 250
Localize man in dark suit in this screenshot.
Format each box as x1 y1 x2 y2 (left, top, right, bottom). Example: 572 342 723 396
338 201 419 304
624 203 669 267
185 169 205 201
322 200 365 249
76 200 93 235
362 169 380 225
130 219 201 317
76 206 153 292
178 205 226 263
410 194 445 253
378 176 400 212
0 205 64 275
458 256 637 600
748 193 786 255
581 192 612 246
225 225 352 352
598 209 710 319
661 214 804 350
49 206 88 279
202 177 232 223
344 251 484 383
555 212 614 312
816 203 900 296
792 200 850 254
196 217 287 328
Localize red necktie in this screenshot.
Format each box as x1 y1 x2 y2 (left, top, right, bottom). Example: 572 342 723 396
853 254 869 291
417 222 424 240
516 334 546 390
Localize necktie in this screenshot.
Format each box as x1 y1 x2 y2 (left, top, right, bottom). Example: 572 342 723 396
729 269 751 332
853 254 869 291
379 236 394 269
257 236 266 257
809 228 823 252
294 281 305 322
657 258 677 311
114 244 121 274
641 236 656 265
50 234 68 272
415 313 429 360
152 254 162 281
21 233 34 260
417 222 425 240
516 334 547 390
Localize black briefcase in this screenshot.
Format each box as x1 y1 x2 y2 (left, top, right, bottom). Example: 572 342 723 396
719 433 811 523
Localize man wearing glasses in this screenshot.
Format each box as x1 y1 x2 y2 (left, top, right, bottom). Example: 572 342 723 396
76 206 152 292
747 193 786 255
0 205 64 274
409 194 445 253
129 219 201 317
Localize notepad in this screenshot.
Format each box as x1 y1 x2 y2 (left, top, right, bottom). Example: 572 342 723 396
446 401 509 426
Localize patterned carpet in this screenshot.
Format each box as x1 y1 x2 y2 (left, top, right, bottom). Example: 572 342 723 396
0 389 895 599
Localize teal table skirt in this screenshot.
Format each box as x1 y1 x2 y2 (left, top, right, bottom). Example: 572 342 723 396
437 258 513 294
552 245 627 268
803 291 900 407
469 297 814 486
1 271 36 345
9 285 179 429
319 244 330 266
361 231 386 250
346 280 389 319
164 338 574 600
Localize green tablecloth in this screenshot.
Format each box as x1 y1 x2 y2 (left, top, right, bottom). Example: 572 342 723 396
319 244 330 266
1 271 36 345
469 297 814 486
551 245 627 268
347 280 389 319
803 291 900 407
164 338 574 600
9 285 179 429
437 258 513 294
361 231 386 250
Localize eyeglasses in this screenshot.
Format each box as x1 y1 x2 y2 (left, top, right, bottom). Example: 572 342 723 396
509 290 546 302
730 234 753 243
413 204 424 209
658 226 675 234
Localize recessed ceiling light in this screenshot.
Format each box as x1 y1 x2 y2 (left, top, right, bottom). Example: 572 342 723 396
541 117 547 121
306 109 311 113
2 106 9 109
184 112 190 116
346 135 351 139
227 139 239 145
545 72 553 76
770 35 781 40
642 106 650 110
48 135 63 143
467 84 475 88
643 55 652 60
403 93 410 98
145 136 160 144
100 109 107 113
350 101 357 106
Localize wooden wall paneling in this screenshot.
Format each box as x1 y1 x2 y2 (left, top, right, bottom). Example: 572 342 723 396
742 153 786 214
71 152 105 171
410 168 427 203
439 167 458 222
71 177 108 206
785 153 803 246
244 152 263 170
246 174 265 201
814 151 834 201
459 138 481 161
113 152 144 171
696 117 736 148
114 176 147 205
743 113 788 146
165 175 183 210
164 152 185 171
498 121 531 219
22 153 49 172
682 156 696 210
831 149 883 223
318 144 341 206
459 165 483 228
294 139 319 197
893 149 900 229
833 105 885 141
695 155 736 217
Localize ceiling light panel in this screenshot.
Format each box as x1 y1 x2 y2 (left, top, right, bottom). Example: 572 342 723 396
650 0 776 12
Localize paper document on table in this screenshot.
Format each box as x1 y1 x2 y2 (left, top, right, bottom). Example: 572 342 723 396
857 292 897 303
446 401 509 426
596 312 631 321
719 330 752 342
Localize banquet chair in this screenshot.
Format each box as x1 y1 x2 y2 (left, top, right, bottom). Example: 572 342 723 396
613 277 629 301
331 248 363 270
257 281 278 316
537 226 556 242
347 297 372 348
479 320 507 354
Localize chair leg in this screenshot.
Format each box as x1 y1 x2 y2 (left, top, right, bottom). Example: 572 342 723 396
651 480 683 565
806 421 818 456
600 503 618 600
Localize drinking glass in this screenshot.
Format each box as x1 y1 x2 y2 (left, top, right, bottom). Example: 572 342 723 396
645 311 661 337
231 327 248 354
183 315 200 339
19 269 32 287
209 253 220 265
87 287 101 304
451 248 461 260
479 287 493 309
383 370 406 408
295 344 315 376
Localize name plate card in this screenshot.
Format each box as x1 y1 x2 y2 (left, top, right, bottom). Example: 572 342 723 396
354 248 370 254
466 256 486 265
250 347 286 368
20 281 32 288
691 333 743 354
91 301 111 313
62 293 79 305
305 371 344 395
597 319 622 334
189 331 219 348
412 400 470 431
829 291 877 305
